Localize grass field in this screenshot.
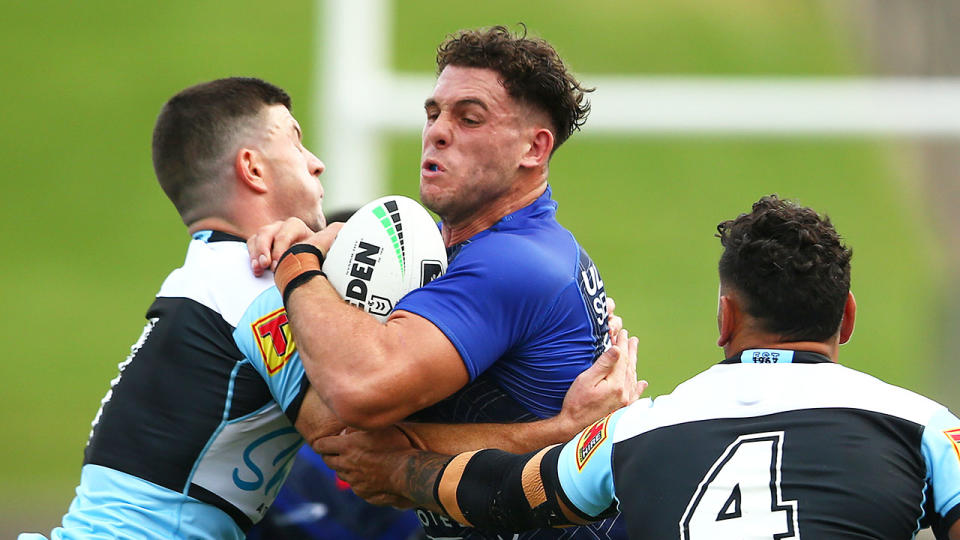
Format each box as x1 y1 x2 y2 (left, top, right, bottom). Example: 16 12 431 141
1 0 944 534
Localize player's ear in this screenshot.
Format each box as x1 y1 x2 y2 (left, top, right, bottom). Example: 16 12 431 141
717 295 736 347
519 128 554 169
235 148 269 194
838 291 856 345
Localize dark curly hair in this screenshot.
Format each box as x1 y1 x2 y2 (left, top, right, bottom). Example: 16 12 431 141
717 195 853 342
436 24 592 151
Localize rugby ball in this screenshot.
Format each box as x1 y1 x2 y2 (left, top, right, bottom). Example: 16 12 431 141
322 196 447 321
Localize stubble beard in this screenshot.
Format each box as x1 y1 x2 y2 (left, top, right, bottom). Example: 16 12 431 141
421 181 501 229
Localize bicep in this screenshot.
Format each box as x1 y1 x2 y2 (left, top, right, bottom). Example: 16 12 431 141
394 256 529 380
322 310 469 428
373 310 469 418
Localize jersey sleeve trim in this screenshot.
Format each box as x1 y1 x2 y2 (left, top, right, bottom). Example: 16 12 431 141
555 408 625 517
541 444 617 524
283 377 310 424
941 503 960 534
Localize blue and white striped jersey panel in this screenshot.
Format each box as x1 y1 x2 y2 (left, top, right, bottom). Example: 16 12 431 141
233 286 307 412
157 238 275 328
60 234 311 537
157 238 307 521
159 238 306 410
595 361 960 538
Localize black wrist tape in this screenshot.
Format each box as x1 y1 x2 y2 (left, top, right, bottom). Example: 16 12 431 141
282 270 325 305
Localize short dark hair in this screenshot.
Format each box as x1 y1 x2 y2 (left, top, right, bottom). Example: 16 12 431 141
152 77 291 224
436 25 591 151
716 195 853 342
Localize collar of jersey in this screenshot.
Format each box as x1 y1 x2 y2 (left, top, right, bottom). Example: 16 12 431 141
720 349 832 365
191 230 245 243
444 184 558 250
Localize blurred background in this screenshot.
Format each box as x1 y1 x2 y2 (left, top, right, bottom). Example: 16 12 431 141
2 0 957 535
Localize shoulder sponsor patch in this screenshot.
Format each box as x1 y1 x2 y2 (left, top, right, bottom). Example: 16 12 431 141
576 414 611 471
944 428 960 462
252 308 297 375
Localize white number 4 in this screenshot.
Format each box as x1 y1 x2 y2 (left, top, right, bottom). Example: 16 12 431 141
680 431 799 539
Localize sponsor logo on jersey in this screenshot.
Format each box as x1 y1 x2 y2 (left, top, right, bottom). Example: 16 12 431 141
944 428 960 462
253 308 297 375
576 414 610 471
233 425 301 499
740 349 794 363
576 247 610 355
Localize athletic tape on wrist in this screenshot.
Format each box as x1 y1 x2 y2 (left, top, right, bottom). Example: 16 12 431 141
432 454 460 520
274 244 326 305
281 270 324 305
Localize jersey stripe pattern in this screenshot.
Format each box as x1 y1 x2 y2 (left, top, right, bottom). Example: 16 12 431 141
556 354 960 539
48 233 309 539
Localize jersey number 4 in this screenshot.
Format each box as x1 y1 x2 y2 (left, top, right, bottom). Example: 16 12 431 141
680 431 799 539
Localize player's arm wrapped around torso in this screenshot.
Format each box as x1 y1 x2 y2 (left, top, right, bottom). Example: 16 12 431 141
432 427 619 533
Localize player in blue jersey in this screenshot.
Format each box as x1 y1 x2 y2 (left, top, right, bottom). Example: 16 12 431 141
249 208 425 540
19 77 639 540
317 195 960 539
249 25 632 539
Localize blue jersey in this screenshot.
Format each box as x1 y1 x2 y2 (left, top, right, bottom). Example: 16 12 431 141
398 187 609 420
397 187 622 539
23 232 312 539
556 350 960 538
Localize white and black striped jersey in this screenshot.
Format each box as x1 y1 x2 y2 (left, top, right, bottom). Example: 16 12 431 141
555 349 960 539
41 231 310 540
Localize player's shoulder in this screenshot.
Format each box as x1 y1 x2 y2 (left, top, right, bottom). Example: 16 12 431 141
826 364 949 423
459 221 579 278
612 362 948 443
158 239 275 327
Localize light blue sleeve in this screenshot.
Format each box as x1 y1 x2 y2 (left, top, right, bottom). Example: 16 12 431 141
555 407 630 517
921 407 960 519
232 287 307 412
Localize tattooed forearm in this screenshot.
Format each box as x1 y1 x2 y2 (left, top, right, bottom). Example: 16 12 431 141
400 451 453 513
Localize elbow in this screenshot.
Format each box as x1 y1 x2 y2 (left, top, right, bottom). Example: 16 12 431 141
325 385 407 430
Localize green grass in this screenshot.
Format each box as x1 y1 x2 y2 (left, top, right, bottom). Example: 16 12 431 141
393 0 862 75
0 0 943 533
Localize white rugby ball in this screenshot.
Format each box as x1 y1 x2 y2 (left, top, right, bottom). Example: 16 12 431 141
322 195 447 321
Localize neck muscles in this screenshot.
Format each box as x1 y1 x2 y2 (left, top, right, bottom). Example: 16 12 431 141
441 182 547 247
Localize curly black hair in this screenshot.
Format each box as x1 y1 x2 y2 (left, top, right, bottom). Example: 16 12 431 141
717 195 853 342
436 24 592 151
